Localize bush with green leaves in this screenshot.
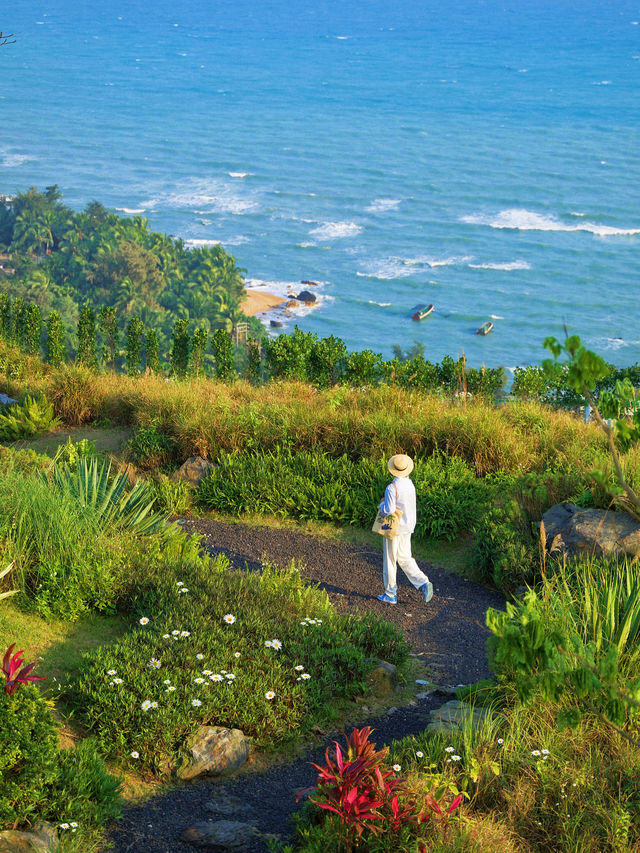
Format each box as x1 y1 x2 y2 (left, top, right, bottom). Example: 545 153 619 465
45 309 67 367
76 303 97 369
125 316 145 376
151 475 193 516
170 318 190 378
0 394 61 440
128 420 177 468
0 687 121 836
51 436 98 470
197 449 496 541
73 557 408 774
144 328 162 373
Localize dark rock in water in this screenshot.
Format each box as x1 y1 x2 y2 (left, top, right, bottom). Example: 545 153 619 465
296 290 317 303
300 280 319 286
270 320 283 328
542 502 640 558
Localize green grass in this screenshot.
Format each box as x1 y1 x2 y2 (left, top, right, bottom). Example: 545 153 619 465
1 425 132 458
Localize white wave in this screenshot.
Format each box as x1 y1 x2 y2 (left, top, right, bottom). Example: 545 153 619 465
142 177 259 215
468 260 531 271
366 198 401 213
369 300 392 306
1 152 35 167
593 80 612 85
570 211 586 217
116 207 146 215
593 336 627 351
490 314 504 320
228 172 250 178
309 221 362 240
461 208 640 237
198 218 212 226
183 235 249 249
357 254 471 280
336 35 350 39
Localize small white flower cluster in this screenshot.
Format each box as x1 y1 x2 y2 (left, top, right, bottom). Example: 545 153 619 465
148 659 162 669
296 673 311 681
59 822 78 832
531 748 550 760
299 616 323 627
176 581 189 594
166 629 191 639
444 746 461 762
141 699 159 711
264 639 282 650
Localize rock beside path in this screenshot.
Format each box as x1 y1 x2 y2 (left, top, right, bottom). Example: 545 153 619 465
178 727 249 781
0 822 58 852
172 456 214 488
181 820 258 850
542 503 640 558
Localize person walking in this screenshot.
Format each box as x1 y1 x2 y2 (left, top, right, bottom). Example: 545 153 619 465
377 453 433 605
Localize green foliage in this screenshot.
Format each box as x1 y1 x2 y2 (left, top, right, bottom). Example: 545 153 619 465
151 475 192 516
98 305 119 370
0 292 11 342
264 326 313 381
73 557 406 772
144 328 161 373
0 687 58 826
470 508 537 588
197 449 495 542
128 420 177 468
170 318 190 378
22 302 42 355
307 335 347 387
52 436 98 470
211 327 235 381
125 316 145 376
0 394 61 440
486 556 640 733
246 338 262 384
76 303 97 369
344 349 383 385
45 309 66 366
190 327 208 377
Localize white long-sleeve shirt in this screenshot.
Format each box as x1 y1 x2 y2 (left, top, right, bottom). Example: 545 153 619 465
379 476 417 535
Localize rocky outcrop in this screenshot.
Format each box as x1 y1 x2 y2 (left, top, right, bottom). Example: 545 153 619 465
296 290 317 303
542 503 640 558
177 726 248 781
172 456 214 488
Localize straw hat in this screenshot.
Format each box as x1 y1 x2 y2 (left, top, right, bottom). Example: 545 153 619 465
387 454 414 478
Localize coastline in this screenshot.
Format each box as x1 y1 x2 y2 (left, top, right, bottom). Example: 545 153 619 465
241 288 287 317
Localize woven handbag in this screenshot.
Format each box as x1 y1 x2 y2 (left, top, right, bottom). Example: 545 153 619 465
372 483 402 539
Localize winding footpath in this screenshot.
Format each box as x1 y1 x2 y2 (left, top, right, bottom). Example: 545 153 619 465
108 521 505 852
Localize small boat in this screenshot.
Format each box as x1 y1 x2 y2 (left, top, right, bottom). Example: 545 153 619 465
476 321 494 336
411 304 434 321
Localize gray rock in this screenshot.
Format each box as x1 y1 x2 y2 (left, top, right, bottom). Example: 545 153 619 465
427 699 494 734
172 456 214 488
542 503 640 558
0 822 58 852
181 820 257 850
296 290 317 303
205 795 253 818
177 726 248 781
366 659 398 695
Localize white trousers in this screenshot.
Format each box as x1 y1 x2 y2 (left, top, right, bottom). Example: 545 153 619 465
382 533 429 597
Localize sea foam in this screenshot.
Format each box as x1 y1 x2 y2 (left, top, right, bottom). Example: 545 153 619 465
116 207 146 215
309 221 362 240
461 208 640 237
142 177 259 215
468 260 531 271
366 198 401 213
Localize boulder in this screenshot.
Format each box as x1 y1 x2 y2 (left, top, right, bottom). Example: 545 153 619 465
0 822 58 852
542 503 640 558
296 290 317 303
427 699 493 734
172 456 214 488
366 659 398 696
181 820 257 850
177 726 248 781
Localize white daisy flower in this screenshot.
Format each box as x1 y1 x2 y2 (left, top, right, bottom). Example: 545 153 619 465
196 654 204 660
393 764 401 772
234 651 241 658
220 670 227 674
148 659 161 669
202 670 212 676
541 749 550 755
223 614 236 624
497 738 504 744
226 673 236 680
271 639 282 650
141 700 152 711
139 617 150 625
211 674 223 682
531 750 541 757
301 673 311 680
163 634 170 639
179 588 189 594
445 746 454 753
107 669 117 676
130 751 139 759
150 701 158 709
265 690 275 700
294 665 304 671
172 630 180 636
180 631 190 637
191 699 202 707
176 581 183 586
59 823 70 830
166 686 176 692
194 677 205 684
416 751 424 758
163 679 171 685
70 822 78 828
113 678 123 684
451 755 461 762
264 640 273 648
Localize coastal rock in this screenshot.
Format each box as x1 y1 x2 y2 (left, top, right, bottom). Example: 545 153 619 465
270 320 283 328
177 726 248 781
542 503 640 558
285 299 299 309
366 659 398 695
300 280 319 286
172 456 214 488
0 822 58 852
427 700 493 734
296 290 317 303
181 820 257 850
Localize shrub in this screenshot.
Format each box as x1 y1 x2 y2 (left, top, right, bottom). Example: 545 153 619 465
128 420 178 468
76 303 98 369
152 475 192 516
52 436 98 470
125 316 145 376
73 558 408 773
0 394 61 440
45 310 67 367
170 318 190 378
211 328 235 381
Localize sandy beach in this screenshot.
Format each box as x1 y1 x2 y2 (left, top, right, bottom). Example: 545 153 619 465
241 289 287 317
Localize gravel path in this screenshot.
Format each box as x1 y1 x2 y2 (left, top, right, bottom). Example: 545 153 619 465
108 521 505 852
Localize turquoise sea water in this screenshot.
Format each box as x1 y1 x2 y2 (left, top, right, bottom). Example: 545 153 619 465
1 0 639 368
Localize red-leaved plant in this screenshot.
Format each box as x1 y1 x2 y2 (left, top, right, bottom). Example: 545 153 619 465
298 727 463 852
2 644 47 695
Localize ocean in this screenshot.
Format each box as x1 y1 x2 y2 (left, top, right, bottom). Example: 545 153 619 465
1 0 639 370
